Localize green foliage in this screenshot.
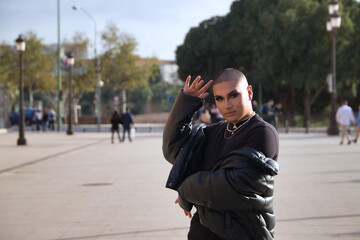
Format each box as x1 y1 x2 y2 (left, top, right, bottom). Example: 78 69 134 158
22 32 56 91
101 22 153 91
176 0 360 124
0 42 17 96
63 32 96 96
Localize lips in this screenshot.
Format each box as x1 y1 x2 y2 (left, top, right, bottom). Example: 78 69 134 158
225 111 236 117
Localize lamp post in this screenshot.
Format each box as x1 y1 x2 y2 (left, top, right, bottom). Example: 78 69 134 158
72 6 102 132
97 80 104 130
57 0 62 132
66 52 75 135
15 35 26 145
326 0 341 135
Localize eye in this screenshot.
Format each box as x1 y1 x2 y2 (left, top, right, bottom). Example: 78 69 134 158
215 97 223 102
230 93 239 99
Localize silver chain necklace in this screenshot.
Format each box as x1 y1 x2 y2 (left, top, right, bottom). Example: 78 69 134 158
224 112 255 139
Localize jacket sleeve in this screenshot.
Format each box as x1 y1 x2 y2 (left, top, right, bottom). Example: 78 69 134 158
162 90 203 164
177 167 269 211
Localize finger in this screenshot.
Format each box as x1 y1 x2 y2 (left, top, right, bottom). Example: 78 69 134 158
198 80 213 96
190 76 201 89
199 92 209 99
195 80 204 91
185 75 191 88
175 199 179 204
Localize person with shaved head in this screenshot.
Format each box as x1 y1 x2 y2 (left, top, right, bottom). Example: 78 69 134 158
163 68 279 240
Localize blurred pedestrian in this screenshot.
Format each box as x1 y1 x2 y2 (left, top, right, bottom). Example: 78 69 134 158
48 107 56 131
210 104 223 124
110 110 122 143
336 100 355 145
121 107 134 142
274 103 282 129
353 103 360 143
35 109 43 131
261 99 275 125
199 106 211 125
42 109 48 131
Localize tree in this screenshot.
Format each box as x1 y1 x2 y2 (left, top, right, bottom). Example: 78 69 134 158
22 32 56 107
101 22 157 112
176 0 360 127
62 32 96 120
0 42 17 104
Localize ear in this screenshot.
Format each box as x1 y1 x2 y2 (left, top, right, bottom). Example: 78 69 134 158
247 85 253 100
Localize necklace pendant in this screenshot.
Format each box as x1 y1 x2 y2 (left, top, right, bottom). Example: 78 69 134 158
231 131 234 135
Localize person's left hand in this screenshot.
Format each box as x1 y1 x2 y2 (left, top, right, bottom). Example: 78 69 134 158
175 198 192 218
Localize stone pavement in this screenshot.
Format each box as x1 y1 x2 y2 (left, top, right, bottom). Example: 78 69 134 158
0 131 359 240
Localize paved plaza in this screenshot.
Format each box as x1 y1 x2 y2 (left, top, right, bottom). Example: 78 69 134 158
0 129 359 240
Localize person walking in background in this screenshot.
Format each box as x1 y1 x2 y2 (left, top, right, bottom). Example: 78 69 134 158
121 107 134 142
353 103 360 143
199 106 211 125
261 99 275 125
48 107 56 131
110 110 122 143
336 100 355 145
35 109 43 131
274 102 283 129
210 104 223 124
42 109 48 131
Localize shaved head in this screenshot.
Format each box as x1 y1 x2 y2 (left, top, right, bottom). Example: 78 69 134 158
213 68 248 89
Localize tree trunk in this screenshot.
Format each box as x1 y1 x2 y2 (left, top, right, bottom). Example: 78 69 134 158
304 86 311 133
29 85 33 108
122 89 127 113
281 85 296 127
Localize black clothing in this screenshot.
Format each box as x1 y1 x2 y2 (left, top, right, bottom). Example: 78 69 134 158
261 104 275 124
163 90 279 240
202 115 278 171
120 112 134 141
110 118 121 131
121 112 134 129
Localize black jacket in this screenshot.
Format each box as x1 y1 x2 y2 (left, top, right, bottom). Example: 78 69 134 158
163 91 279 240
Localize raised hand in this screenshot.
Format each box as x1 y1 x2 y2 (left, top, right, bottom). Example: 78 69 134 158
183 75 213 99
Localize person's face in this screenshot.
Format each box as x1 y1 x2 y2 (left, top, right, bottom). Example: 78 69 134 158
213 80 253 124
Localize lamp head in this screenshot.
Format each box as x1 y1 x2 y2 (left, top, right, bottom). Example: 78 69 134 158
15 35 25 52
66 52 75 66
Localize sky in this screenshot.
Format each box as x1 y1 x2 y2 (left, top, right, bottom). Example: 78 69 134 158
0 0 234 60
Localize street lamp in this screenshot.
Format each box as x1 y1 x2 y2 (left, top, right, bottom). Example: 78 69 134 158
57 0 62 132
97 80 104 131
326 0 341 135
72 5 102 132
15 35 26 146
66 52 75 135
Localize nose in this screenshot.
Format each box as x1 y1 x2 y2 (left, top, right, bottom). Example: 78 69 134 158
225 99 232 109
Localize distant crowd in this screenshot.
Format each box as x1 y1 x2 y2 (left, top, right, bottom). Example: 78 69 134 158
33 107 57 131
192 98 360 145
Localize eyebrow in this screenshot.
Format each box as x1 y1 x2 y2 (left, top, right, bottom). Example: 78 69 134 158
214 90 239 99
